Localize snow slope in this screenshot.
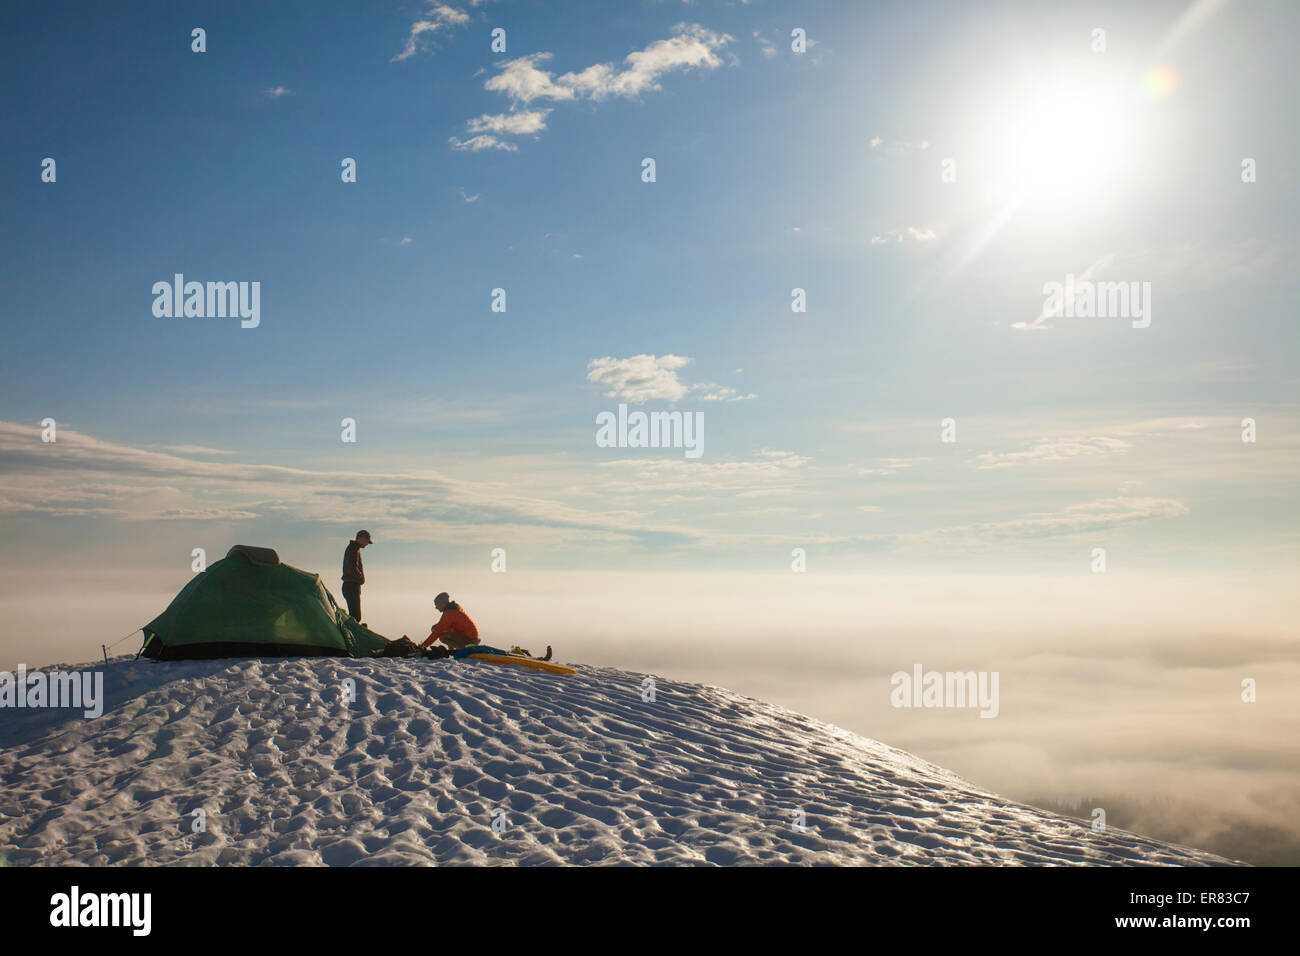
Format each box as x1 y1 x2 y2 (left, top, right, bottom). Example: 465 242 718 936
0 657 1241 865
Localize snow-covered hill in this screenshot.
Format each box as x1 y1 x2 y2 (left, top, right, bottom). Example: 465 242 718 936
0 657 1241 865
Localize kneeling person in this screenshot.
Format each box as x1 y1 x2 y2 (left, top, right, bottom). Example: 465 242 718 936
420 592 479 651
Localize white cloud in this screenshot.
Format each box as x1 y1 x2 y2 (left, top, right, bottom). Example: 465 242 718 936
870 137 930 155
693 383 757 402
587 354 694 404
0 420 692 547
448 134 518 152
392 4 471 61
593 449 809 496
854 457 929 477
265 86 292 98
461 24 733 149
907 497 1190 548
485 52 578 104
152 444 234 456
871 226 938 245
1017 241 1295 332
466 109 551 136
974 437 1130 470
451 110 551 151
586 355 756 404
559 24 732 100
1015 254 1115 330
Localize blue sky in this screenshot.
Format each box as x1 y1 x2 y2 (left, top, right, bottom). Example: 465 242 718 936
1 0 1297 580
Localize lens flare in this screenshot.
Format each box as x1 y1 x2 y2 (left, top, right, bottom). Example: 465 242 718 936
1141 65 1179 100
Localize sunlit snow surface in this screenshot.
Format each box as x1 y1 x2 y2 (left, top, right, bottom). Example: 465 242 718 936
0 657 1239 865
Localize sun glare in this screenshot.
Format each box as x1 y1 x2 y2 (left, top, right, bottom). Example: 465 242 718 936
988 73 1131 208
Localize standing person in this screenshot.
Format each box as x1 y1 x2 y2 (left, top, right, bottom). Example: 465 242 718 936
341 530 372 621
418 592 479 650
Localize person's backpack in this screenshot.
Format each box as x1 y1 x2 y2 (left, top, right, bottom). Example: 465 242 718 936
381 636 422 658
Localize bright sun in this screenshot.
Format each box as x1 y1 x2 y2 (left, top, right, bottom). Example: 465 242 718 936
987 73 1131 208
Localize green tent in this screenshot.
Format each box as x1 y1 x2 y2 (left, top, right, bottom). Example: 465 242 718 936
140 545 391 660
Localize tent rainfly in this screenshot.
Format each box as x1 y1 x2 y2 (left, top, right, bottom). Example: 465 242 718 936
140 545 390 660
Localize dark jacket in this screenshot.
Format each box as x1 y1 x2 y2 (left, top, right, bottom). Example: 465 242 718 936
342 540 365 584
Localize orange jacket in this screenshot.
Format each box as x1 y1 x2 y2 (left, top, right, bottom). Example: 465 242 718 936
420 605 479 648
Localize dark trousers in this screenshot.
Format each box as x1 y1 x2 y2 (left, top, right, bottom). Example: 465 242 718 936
439 631 478 651
341 581 362 620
